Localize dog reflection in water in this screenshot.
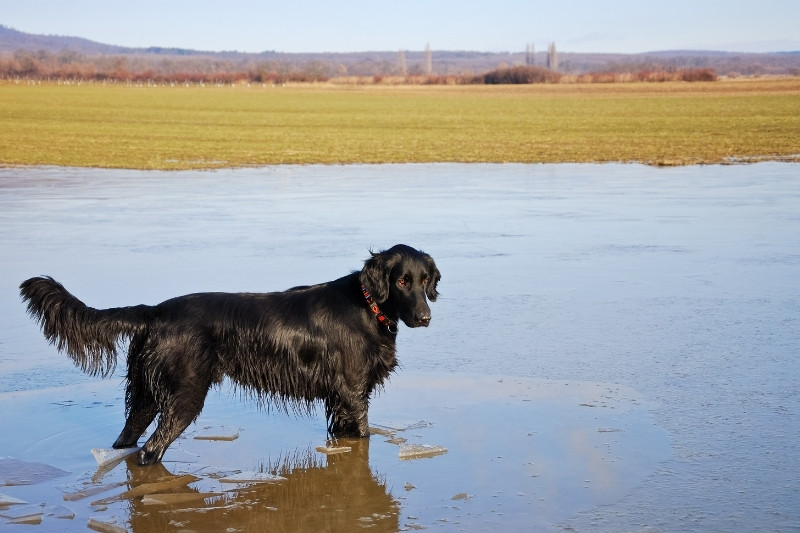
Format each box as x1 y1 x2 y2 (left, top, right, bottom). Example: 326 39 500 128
20 245 440 466
124 438 399 531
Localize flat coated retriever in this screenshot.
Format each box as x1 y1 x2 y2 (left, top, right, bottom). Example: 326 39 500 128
20 244 440 465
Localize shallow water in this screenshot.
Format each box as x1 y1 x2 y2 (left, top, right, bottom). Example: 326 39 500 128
0 163 798 532
0 375 666 531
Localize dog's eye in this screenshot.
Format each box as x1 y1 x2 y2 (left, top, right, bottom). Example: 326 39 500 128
422 277 429 285
397 278 407 287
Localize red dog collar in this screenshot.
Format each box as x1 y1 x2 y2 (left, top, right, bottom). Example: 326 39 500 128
361 284 398 333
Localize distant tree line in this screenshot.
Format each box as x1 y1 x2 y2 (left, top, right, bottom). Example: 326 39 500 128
0 49 335 84
0 48 723 85
3 21 799 83
480 65 562 84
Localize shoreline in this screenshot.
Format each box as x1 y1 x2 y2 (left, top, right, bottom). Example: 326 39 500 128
2 157 799 175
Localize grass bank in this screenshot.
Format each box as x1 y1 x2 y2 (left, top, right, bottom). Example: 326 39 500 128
1 78 798 169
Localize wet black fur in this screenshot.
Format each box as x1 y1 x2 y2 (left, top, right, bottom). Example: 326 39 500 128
20 244 440 465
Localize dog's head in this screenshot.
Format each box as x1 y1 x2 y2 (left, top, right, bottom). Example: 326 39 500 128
360 244 440 328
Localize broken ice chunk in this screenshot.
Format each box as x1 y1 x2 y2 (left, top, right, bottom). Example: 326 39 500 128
315 445 352 455
193 426 240 441
91 447 139 467
398 444 448 460
218 472 286 483
87 517 127 533
373 420 432 433
45 504 75 519
0 503 44 523
0 492 27 506
403 420 433 430
62 481 127 502
121 474 199 497
141 492 222 505
369 426 395 437
91 474 199 506
160 449 199 464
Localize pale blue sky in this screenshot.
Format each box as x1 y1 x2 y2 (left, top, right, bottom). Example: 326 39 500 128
3 0 799 54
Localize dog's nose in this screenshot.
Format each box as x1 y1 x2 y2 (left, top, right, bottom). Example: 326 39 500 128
415 313 431 327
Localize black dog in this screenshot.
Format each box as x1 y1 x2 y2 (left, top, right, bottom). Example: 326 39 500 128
20 244 440 466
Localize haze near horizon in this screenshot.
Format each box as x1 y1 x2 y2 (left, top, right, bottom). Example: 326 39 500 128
3 0 800 55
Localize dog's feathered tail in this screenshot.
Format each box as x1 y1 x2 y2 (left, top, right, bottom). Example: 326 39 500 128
20 276 152 377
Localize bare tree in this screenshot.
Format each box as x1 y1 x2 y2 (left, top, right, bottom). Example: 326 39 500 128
397 49 407 75
526 43 535 66
547 42 558 71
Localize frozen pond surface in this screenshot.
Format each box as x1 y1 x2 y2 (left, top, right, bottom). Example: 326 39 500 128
0 163 798 531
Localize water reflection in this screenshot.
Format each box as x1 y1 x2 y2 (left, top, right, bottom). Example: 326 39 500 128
0 372 668 532
123 439 398 533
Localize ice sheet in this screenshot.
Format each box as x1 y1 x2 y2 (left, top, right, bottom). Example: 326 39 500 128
1 163 798 532
0 458 69 486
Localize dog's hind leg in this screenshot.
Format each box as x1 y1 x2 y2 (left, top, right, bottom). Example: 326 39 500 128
113 336 158 449
114 408 157 449
137 377 211 466
112 387 157 449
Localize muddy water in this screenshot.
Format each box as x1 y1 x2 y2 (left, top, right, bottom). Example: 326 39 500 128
0 163 798 532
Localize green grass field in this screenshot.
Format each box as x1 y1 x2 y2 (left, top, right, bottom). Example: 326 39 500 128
2 78 798 169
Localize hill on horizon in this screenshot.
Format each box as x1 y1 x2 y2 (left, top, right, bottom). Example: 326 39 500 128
1 24 799 78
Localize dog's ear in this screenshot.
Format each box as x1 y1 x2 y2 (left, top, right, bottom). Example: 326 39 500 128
360 250 395 303
425 257 441 302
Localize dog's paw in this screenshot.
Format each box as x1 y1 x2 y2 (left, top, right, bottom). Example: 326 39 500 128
137 448 162 466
